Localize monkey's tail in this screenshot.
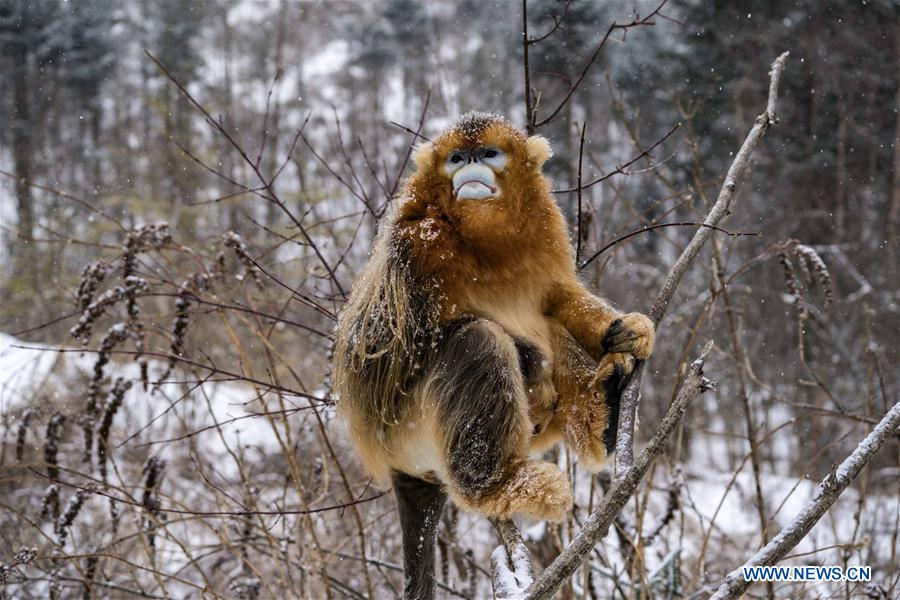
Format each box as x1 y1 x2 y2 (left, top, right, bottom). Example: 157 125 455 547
392 471 447 600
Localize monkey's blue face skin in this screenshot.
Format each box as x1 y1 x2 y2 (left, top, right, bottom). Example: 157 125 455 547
444 147 508 200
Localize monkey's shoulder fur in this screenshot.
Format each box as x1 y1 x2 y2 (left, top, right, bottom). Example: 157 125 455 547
333 112 654 522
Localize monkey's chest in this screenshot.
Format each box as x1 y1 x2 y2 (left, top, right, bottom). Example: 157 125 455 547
463 292 550 355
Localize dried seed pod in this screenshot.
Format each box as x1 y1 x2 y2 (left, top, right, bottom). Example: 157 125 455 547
70 277 149 344
15 408 37 462
56 489 87 547
793 243 834 308
231 578 261 600
71 222 168 346
82 324 131 464
109 498 120 537
1 547 38 585
96 378 132 483
41 414 66 521
82 554 98 600
119 224 169 384
39 484 60 521
222 231 263 288
49 576 62 600
13 547 37 565
793 242 813 284
121 222 171 282
75 261 113 313
141 456 165 550
777 250 808 320
157 279 194 385
45 414 65 481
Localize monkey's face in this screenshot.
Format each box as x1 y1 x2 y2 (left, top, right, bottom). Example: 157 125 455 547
443 146 508 201
409 113 554 246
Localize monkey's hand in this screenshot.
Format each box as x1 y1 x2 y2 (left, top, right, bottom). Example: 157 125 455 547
601 313 655 359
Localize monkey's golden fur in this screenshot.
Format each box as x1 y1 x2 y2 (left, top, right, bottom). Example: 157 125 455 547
333 113 654 522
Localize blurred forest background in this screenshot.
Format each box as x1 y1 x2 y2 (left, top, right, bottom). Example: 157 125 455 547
1 1 898 599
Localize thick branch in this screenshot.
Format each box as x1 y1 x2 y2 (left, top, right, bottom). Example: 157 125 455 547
614 51 790 476
710 400 900 599
524 342 716 600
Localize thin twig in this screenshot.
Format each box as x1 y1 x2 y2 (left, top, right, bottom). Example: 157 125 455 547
145 50 347 299
575 120 587 264
553 123 681 194
533 0 668 129
387 87 433 203
579 222 761 270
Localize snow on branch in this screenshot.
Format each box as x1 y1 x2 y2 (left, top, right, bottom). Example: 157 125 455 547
710 400 900 599
490 518 534 599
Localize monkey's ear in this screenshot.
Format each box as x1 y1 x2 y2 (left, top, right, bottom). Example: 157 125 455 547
525 135 552 169
412 142 436 172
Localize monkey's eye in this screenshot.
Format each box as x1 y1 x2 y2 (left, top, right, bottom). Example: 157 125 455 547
479 147 507 171
449 153 465 164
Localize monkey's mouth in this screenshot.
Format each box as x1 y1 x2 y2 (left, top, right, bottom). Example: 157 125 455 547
454 180 498 200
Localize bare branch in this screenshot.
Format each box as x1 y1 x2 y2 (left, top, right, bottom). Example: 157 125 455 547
526 0 571 45
522 0 534 133
0 169 127 231
710 400 900 599
575 120 587 264
579 221 761 270
553 123 682 194
387 87 433 204
614 51 790 477
31 468 389 518
533 0 669 129
144 50 348 299
388 120 432 143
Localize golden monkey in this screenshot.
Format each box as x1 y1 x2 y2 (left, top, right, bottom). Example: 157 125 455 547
332 112 654 599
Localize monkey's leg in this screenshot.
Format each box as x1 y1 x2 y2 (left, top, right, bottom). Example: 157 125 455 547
515 338 558 441
430 318 572 521
392 471 448 600
548 319 634 471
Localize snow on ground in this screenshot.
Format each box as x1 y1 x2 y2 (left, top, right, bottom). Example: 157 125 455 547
2 331 347 596
2 331 895 596
0 332 323 472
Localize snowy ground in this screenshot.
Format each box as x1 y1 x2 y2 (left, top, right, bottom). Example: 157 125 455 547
1 332 896 598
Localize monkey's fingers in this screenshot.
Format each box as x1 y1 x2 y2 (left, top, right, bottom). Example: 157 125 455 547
601 313 655 359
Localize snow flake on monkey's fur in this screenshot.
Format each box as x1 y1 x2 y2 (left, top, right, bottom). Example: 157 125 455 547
453 111 508 138
418 217 440 242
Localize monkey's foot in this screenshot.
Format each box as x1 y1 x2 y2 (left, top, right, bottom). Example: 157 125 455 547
477 460 572 522
602 313 655 359
563 352 634 471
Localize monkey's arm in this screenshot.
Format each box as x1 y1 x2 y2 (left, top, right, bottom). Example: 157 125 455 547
545 280 655 361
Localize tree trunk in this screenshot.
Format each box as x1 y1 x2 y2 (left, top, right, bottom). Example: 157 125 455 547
11 43 35 252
